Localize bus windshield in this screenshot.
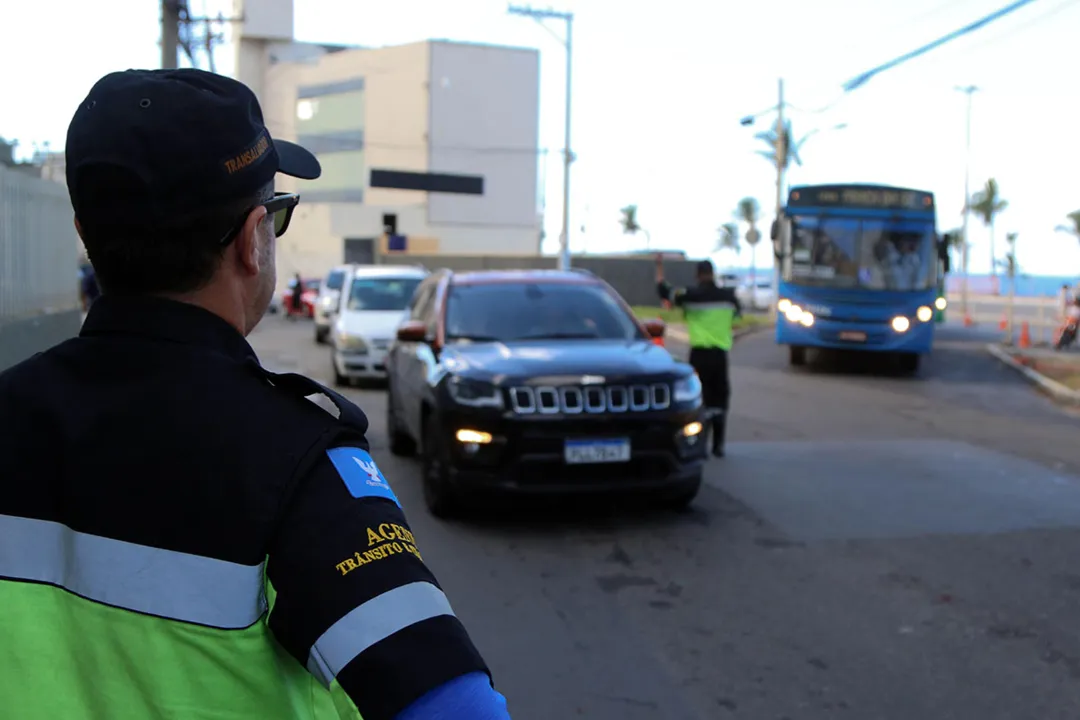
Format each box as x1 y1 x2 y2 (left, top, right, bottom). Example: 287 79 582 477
787 214 936 291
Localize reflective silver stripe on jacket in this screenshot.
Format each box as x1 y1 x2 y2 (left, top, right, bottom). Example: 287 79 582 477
307 581 455 686
682 301 738 310
0 513 266 629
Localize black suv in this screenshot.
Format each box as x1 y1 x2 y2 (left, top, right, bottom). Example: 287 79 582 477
385 268 709 516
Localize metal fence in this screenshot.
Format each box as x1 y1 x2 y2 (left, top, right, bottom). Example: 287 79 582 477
0 164 81 371
378 253 702 307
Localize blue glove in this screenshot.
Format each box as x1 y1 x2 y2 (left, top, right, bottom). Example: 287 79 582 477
396 671 511 720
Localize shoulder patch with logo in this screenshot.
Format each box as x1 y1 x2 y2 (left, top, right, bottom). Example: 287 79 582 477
326 447 400 507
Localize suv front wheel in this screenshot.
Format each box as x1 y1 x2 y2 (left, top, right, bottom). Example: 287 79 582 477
662 471 703 511
422 416 461 518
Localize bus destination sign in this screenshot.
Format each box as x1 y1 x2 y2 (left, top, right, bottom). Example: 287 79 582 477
788 185 934 210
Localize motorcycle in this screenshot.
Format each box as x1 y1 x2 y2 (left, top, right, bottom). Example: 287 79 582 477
1053 318 1078 351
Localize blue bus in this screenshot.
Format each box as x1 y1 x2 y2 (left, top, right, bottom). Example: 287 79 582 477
772 184 951 374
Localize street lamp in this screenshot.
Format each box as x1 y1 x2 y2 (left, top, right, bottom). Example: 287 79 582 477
956 85 978 324
508 4 575 271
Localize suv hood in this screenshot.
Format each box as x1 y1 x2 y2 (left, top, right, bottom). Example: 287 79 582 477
337 309 408 342
442 339 686 384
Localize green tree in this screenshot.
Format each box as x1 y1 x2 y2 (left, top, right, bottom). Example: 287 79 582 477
1055 210 1080 244
944 227 967 269
716 222 740 255
969 178 1008 291
736 197 762 301
0 137 16 167
619 204 651 250
1000 231 1019 340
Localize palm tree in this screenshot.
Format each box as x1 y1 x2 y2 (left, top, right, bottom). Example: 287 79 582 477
619 204 651 250
969 178 1008 293
1055 210 1080 244
716 222 740 255
1000 231 1019 340
736 197 762 304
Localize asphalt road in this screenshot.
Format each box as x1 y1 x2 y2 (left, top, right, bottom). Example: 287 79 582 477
251 316 1080 720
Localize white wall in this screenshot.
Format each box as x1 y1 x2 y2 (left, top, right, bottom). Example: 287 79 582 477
427 42 540 232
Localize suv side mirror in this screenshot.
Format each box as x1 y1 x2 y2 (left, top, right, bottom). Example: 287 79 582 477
642 318 666 339
396 320 428 343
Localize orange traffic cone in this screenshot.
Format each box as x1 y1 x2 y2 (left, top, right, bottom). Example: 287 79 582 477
999 313 1007 331
964 312 974 327
1019 321 1031 348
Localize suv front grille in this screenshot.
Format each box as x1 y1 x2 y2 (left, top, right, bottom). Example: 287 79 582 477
508 383 671 415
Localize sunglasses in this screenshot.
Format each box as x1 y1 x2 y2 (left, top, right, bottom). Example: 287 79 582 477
219 192 300 245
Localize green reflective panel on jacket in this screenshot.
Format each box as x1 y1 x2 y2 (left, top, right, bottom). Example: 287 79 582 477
681 300 737 350
0 578 355 719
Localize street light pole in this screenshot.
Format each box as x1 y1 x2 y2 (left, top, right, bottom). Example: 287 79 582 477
509 4 575 271
956 85 978 323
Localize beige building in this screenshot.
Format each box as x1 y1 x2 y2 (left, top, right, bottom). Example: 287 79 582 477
233 0 543 291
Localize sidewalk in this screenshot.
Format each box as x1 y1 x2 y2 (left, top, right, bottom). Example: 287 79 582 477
987 343 1080 406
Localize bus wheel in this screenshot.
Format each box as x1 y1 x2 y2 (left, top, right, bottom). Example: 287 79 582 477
898 352 920 375
789 346 807 366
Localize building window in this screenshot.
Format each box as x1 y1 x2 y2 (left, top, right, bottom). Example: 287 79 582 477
294 78 366 203
295 90 365 135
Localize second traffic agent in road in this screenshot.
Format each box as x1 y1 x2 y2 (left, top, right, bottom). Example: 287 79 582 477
656 258 741 458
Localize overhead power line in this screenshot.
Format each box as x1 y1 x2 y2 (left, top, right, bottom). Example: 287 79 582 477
842 0 1042 92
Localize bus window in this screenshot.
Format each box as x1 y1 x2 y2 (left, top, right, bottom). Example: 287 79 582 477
861 221 935 291
788 216 859 286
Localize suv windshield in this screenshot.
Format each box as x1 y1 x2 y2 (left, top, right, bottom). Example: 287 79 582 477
788 215 936 290
346 277 422 312
445 282 644 342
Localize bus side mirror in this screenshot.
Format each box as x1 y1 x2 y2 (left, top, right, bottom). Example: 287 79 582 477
938 237 952 273
770 220 779 240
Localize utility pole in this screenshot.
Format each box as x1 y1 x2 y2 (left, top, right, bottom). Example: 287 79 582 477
508 4 575 271
161 0 181 70
956 85 978 324
162 0 242 72
771 78 786 323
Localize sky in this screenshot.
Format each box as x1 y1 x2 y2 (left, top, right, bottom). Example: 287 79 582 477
3 0 1079 275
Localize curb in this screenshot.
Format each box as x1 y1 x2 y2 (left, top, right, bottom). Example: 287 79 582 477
665 323 772 345
985 343 1080 405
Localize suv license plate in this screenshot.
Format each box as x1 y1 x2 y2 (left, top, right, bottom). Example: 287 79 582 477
564 439 631 464
838 331 867 342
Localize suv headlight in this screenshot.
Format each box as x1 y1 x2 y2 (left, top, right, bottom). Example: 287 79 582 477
674 373 702 404
447 376 503 409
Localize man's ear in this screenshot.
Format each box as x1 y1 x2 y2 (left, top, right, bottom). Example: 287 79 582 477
234 206 268 277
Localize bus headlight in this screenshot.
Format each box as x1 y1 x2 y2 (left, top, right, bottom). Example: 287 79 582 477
891 316 911 333
916 306 933 322
777 298 792 313
784 304 803 323
798 312 814 327
934 296 947 311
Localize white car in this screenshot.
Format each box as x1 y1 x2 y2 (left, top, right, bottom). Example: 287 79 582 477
736 278 775 311
331 265 429 385
314 265 354 344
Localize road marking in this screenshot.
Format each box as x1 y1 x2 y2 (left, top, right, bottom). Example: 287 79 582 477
706 439 1080 541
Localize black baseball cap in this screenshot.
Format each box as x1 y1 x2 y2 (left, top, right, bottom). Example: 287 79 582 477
65 68 321 229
